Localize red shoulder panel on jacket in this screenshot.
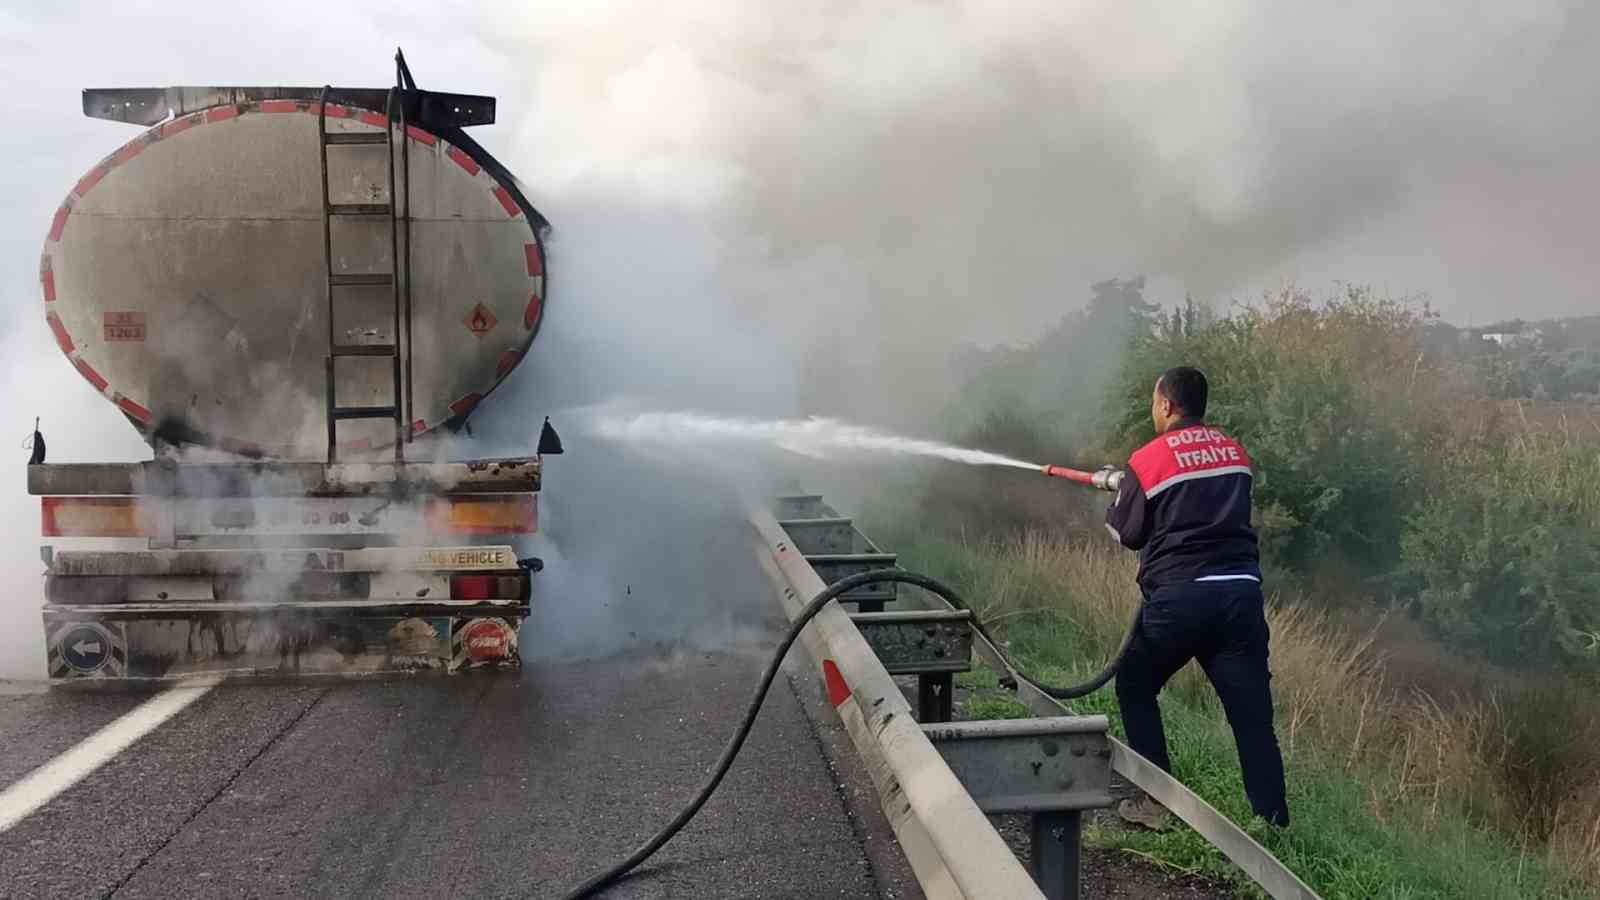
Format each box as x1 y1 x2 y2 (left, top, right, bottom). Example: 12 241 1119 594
1129 425 1252 498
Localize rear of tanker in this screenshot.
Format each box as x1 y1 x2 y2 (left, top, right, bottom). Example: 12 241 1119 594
28 60 559 681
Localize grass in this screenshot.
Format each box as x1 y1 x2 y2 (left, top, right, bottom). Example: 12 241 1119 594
866 516 1598 899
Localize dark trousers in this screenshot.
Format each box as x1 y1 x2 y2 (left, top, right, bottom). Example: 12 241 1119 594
1114 579 1289 826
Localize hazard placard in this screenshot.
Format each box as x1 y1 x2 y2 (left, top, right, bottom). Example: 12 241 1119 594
463 303 497 337
104 311 146 342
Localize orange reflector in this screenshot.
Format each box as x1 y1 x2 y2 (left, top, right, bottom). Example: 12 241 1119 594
41 497 151 537
426 495 537 535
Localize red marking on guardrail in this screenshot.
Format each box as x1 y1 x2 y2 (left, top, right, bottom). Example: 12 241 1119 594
524 243 542 277
405 125 436 146
40 267 55 302
492 185 519 217
260 99 298 113
412 419 428 434
446 146 480 176
324 104 350 119
205 106 239 124
73 357 108 392
823 659 852 707
450 393 483 417
358 110 387 129
46 312 73 354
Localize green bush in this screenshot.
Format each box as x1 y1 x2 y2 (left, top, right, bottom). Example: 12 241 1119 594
1400 456 1600 670
1106 288 1426 576
944 278 1600 672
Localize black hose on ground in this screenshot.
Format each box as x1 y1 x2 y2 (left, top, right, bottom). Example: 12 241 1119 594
559 567 1140 899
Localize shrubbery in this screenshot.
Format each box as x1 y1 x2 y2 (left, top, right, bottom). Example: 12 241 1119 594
948 280 1600 671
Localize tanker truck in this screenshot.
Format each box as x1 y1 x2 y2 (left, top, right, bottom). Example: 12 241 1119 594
28 54 561 681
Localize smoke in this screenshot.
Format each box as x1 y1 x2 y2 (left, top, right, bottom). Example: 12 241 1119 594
489 3 1594 349
0 322 149 680
4 2 1597 671
458 0 1599 659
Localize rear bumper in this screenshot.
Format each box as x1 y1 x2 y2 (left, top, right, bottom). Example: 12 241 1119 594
43 608 527 682
42 544 532 682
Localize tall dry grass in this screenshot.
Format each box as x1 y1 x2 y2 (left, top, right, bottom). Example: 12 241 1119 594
964 530 1600 890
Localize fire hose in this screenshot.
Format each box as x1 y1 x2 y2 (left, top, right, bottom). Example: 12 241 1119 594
563 467 1132 898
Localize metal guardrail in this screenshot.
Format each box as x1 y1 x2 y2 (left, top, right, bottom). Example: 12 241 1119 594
969 627 1322 900
753 510 1048 899
759 495 1322 900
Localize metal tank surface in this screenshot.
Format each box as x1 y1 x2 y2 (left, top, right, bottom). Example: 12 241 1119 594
40 83 548 460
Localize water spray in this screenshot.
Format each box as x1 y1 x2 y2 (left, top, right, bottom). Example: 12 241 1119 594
588 410 1126 492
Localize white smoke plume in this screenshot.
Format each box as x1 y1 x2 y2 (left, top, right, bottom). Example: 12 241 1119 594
4 1 1597 673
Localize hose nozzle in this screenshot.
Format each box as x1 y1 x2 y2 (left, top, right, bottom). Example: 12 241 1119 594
1042 464 1123 492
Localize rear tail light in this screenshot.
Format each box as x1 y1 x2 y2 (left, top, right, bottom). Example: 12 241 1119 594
449 574 528 601
426 495 537 534
41 498 150 537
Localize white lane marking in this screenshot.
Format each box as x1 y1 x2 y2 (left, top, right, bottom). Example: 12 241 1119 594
0 681 216 833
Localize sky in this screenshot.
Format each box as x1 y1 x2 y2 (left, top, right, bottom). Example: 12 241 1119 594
1 0 1596 674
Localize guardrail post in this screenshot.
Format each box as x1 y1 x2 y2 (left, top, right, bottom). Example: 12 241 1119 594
921 716 1113 900
917 672 954 723
1031 810 1082 900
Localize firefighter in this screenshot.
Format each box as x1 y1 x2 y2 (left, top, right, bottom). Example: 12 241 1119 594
1105 366 1289 828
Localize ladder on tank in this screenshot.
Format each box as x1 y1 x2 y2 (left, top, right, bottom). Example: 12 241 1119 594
317 84 413 462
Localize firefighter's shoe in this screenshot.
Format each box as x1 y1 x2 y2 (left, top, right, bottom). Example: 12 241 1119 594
1117 795 1172 831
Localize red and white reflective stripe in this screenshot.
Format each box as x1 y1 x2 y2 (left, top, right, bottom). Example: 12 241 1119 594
491 185 520 218
47 206 70 242
523 292 542 331
39 261 56 302
72 357 109 392
495 350 522 379
1144 465 1252 498
45 312 73 353
44 98 542 443
446 146 480 176
75 165 110 198
41 497 149 538
115 395 152 425
449 393 483 417
160 115 199 139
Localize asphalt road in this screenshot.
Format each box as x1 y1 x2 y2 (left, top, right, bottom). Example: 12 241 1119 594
0 645 919 899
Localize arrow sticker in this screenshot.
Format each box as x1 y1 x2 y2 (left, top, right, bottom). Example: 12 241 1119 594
73 641 103 656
